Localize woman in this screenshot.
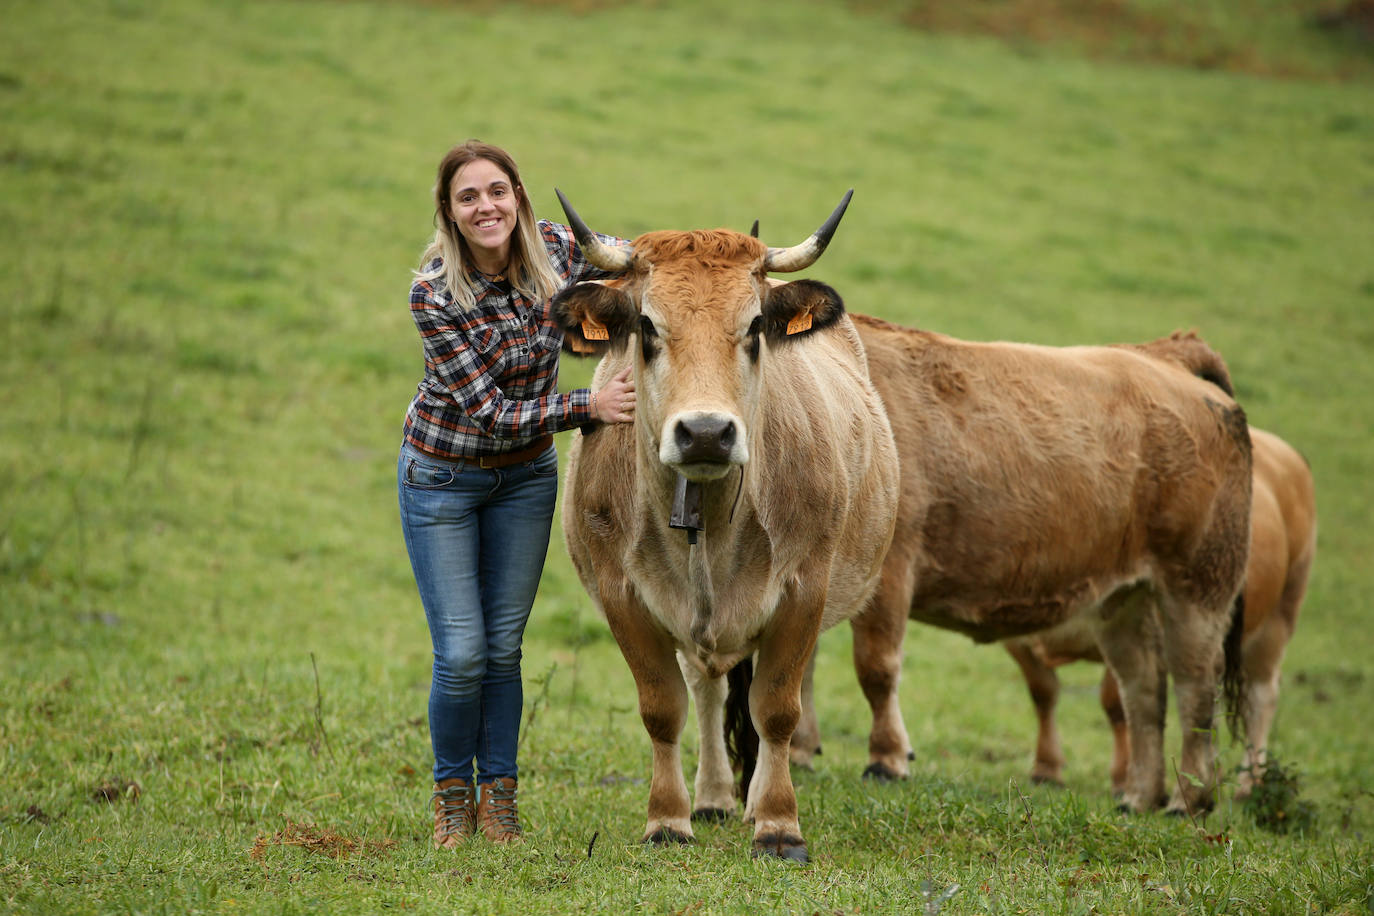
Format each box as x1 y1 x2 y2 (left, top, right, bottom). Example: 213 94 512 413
398 140 635 848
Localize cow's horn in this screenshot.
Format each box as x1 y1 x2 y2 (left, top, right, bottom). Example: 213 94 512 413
763 190 853 273
555 188 635 272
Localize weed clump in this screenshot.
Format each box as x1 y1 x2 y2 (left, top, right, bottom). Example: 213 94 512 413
249 820 395 861
1239 753 1317 834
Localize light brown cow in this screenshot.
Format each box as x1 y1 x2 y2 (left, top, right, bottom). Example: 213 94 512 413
1005 335 1315 799
792 316 1252 815
550 192 900 861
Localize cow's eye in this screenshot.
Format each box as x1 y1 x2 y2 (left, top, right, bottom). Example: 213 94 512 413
639 315 659 361
746 316 762 362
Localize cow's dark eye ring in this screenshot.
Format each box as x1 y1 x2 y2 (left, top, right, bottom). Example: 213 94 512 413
747 316 763 338
639 315 659 362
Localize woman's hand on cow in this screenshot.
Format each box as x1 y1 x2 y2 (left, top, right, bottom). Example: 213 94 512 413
593 367 636 424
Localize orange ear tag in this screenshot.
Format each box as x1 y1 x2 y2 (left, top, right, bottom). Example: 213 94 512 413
581 317 610 341
785 312 813 336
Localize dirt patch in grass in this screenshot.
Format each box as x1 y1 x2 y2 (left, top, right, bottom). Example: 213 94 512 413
249 820 396 861
904 0 1179 52
91 777 141 804
895 0 1369 79
1313 0 1374 38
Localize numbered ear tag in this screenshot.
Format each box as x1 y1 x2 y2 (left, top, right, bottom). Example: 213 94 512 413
581 317 610 341
786 312 813 336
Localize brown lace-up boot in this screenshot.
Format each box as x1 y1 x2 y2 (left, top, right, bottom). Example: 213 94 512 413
432 778 476 849
476 777 522 844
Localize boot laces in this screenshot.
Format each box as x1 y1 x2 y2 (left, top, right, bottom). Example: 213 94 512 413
485 781 520 831
433 784 475 838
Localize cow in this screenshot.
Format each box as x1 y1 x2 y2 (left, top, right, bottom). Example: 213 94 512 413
1003 334 1316 799
550 190 900 862
789 316 1252 816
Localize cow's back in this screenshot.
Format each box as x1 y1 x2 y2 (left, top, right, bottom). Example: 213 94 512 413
851 313 1251 641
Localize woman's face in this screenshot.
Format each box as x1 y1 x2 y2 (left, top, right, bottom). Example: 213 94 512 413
448 158 521 261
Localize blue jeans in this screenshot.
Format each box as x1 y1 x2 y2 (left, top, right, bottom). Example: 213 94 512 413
397 441 559 784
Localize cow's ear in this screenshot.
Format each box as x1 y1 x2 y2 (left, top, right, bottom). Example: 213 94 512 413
761 279 845 344
551 281 638 356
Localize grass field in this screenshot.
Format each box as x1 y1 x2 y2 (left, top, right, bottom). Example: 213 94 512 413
3 0 1373 912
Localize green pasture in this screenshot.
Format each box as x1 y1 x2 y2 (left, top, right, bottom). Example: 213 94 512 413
3 0 1373 912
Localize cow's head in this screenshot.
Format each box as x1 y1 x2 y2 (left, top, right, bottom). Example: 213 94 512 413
552 190 852 482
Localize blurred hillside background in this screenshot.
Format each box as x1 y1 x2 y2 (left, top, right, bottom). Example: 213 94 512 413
2 0 1373 913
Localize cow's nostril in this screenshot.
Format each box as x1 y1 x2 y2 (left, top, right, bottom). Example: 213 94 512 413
720 422 737 451
675 421 695 454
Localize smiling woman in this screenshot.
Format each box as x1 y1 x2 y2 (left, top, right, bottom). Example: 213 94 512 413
395 140 638 850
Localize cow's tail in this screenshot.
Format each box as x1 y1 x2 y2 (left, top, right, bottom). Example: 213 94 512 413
1221 589 1246 742
724 656 758 800
1129 331 1236 397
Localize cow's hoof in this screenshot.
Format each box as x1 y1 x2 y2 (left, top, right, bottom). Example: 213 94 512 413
691 807 732 823
751 833 808 863
1117 792 1170 814
1165 800 1213 818
907 751 915 761
862 762 904 782
644 827 694 845
1030 773 1065 788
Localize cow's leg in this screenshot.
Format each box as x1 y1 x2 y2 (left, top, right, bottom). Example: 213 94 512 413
851 558 915 780
603 602 694 844
1096 587 1168 813
1233 614 1290 798
679 653 735 819
1235 661 1280 799
790 651 821 769
1005 642 1065 786
745 602 823 862
1236 555 1309 798
1156 593 1233 816
1098 668 1131 798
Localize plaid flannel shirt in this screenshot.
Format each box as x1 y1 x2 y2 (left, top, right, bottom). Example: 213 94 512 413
402 219 625 460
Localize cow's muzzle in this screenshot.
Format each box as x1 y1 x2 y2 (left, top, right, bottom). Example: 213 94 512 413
661 411 747 480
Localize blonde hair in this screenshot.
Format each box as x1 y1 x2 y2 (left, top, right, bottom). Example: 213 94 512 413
415 140 562 312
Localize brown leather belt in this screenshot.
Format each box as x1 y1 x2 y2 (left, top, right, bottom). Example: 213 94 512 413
475 434 553 469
